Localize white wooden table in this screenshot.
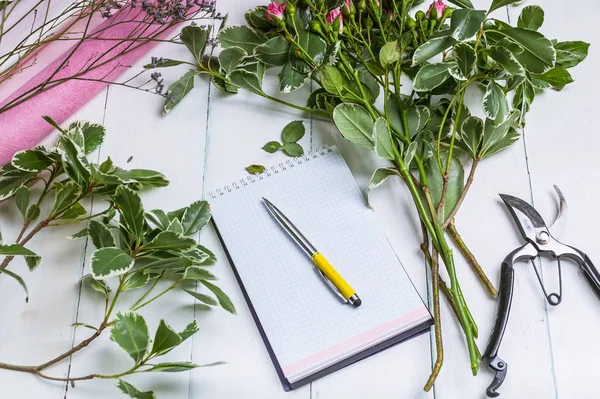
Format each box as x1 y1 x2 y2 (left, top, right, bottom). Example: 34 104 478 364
1 0 599 398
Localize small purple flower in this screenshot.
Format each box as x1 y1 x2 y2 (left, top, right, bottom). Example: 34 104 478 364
326 9 343 33
427 0 446 18
265 2 286 23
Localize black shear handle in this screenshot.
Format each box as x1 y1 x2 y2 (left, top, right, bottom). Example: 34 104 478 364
572 248 600 300
484 250 517 361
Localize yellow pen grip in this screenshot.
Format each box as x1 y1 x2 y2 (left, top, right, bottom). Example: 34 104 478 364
311 252 356 300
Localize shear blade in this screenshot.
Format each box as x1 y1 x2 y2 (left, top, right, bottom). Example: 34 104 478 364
499 194 549 242
549 185 568 238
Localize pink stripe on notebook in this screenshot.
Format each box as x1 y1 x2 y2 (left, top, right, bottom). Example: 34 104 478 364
0 5 193 165
281 306 431 377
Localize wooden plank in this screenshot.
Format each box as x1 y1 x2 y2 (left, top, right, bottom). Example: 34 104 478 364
507 1 600 397
64 39 213 399
0 92 107 398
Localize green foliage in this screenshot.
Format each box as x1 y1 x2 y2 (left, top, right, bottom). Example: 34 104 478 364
163 70 197 115
246 164 266 174
261 120 306 158
0 118 231 398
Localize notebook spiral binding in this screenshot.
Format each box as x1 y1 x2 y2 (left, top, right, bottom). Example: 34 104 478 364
207 146 333 200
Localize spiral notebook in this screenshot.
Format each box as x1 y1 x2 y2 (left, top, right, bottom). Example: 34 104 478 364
208 146 432 390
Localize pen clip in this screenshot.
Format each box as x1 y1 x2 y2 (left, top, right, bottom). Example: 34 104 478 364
313 267 349 304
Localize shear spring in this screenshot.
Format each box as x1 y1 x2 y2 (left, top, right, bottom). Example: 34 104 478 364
530 258 563 306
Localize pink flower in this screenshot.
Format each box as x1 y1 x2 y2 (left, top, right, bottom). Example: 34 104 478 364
326 9 343 33
383 8 394 19
265 2 286 23
426 0 446 18
345 0 352 9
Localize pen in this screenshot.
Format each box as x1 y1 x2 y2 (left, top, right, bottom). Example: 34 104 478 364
262 197 362 308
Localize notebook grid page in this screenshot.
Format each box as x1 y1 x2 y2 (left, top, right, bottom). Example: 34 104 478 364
209 148 426 370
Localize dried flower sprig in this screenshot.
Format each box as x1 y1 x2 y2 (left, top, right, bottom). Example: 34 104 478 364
0 117 234 398
144 0 589 390
0 0 217 115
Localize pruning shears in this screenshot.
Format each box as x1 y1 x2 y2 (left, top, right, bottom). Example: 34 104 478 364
484 186 600 397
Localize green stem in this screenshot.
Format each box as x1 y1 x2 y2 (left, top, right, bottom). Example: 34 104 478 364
260 92 329 118
130 280 181 312
129 272 165 310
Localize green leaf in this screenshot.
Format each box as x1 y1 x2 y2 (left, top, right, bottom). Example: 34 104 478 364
379 40 401 67
88 220 116 249
332 103 374 149
369 168 398 189
427 154 464 222
114 185 144 244
184 266 217 281
282 143 304 157
179 320 199 341
195 245 217 264
406 105 431 137
282 120 305 143
181 200 211 236
517 5 544 30
183 288 218 306
25 256 41 272
67 121 105 154
80 274 111 297
453 42 476 78
254 36 290 66
143 58 187 69
554 41 590 68
124 271 150 291
245 6 273 32
167 218 184 234
446 0 474 8
163 70 196 115
534 66 574 91
320 66 345 96
489 46 525 75
413 63 452 92
413 36 455 65
111 311 149 365
488 0 516 14
296 29 327 66
218 25 265 54
480 111 521 157
116 380 156 399
359 71 380 102
58 202 86 220
146 210 170 230
211 75 239 94
151 320 182 356
374 118 394 160
229 69 264 95
450 9 486 41
51 181 82 216
15 185 30 220
484 127 520 157
246 165 265 174
91 247 134 279
0 165 37 201
27 204 40 222
279 62 309 93
112 168 170 188
459 116 484 158
58 135 91 187
262 141 282 153
143 256 193 272
486 28 556 74
11 150 53 172
142 231 197 252
403 142 418 167
142 362 201 373
218 47 247 75
201 280 236 314
483 80 508 121
0 268 28 301
180 25 209 62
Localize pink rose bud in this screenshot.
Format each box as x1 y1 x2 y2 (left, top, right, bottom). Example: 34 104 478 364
266 2 286 23
426 0 446 19
345 0 352 9
326 9 343 33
